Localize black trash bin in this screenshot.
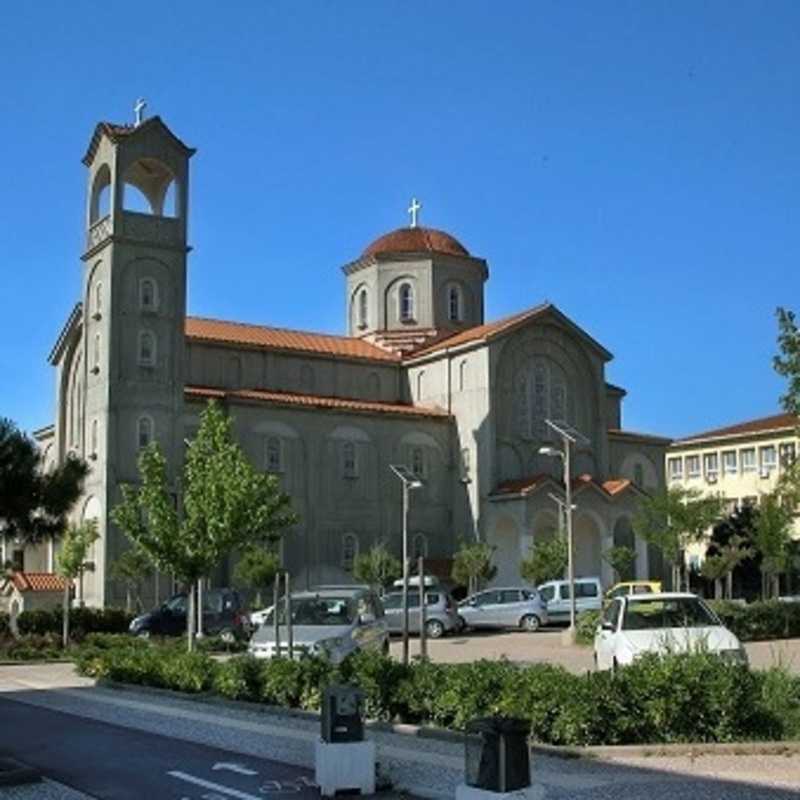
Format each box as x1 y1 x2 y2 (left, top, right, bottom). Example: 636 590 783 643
464 716 530 792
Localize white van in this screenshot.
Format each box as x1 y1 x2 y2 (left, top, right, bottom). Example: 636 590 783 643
536 577 603 624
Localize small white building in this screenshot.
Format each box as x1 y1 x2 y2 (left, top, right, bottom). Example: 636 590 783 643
0 572 70 632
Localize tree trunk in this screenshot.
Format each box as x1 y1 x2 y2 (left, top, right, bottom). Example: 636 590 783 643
726 571 733 600
125 586 132 615
186 583 196 653
714 579 722 599
62 582 70 649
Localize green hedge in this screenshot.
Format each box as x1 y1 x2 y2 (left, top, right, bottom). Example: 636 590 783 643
74 645 800 746
17 607 133 637
708 600 800 642
0 632 66 661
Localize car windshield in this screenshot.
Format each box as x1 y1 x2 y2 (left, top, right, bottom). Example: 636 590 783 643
538 585 555 602
265 596 355 626
622 597 719 631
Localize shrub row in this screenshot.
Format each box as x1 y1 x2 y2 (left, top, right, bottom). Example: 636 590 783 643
0 612 9 637
17 607 133 637
0 632 66 661
74 645 800 746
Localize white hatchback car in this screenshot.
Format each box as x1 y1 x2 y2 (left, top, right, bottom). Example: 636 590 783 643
594 592 747 671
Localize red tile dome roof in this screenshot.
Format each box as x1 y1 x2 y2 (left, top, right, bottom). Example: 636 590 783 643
363 227 469 258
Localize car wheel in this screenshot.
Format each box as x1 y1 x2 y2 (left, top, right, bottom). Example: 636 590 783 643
426 619 445 639
521 614 541 633
219 628 236 645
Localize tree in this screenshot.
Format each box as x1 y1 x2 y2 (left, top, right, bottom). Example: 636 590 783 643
753 493 793 599
633 486 724 591
109 547 153 614
602 545 637 584
774 307 800 418
706 503 762 600
353 543 402 594
112 401 297 651
451 540 496 596
234 546 281 608
701 534 753 599
0 417 89 549
57 519 98 647
520 536 567 586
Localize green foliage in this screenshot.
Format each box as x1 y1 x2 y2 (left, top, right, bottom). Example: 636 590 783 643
0 417 89 545
708 599 800 642
73 643 800 745
602 546 637 583
753 493 794 597
57 519 99 580
109 547 153 613
0 632 66 661
774 307 800 418
575 609 602 645
451 540 497 594
520 537 567 586
234 546 281 606
16 607 133 637
352 543 402 591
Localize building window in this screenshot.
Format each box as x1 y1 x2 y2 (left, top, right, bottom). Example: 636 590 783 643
448 286 461 322
633 464 644 487
399 283 414 322
358 289 368 328
94 282 103 318
137 416 153 449
460 447 471 481
342 533 359 572
416 371 425 401
411 446 425 479
722 450 737 475
703 452 719 479
413 533 428 560
139 278 158 311
342 441 358 478
92 334 101 374
459 360 467 391
90 419 98 458
516 357 568 440
779 442 796 469
686 455 700 478
667 457 683 480
760 445 777 473
138 331 156 366
265 436 283 473
740 448 756 473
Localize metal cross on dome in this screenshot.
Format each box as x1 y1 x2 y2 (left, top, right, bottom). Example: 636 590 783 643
134 98 147 127
408 197 421 228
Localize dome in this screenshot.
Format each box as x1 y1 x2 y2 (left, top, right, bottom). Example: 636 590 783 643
362 226 469 258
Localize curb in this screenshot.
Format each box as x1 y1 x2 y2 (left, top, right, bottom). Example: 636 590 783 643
95 679 800 759
0 757 41 786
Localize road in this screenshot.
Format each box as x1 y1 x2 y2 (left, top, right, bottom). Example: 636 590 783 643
0 695 318 800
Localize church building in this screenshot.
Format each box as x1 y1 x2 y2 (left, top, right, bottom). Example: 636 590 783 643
24 113 670 608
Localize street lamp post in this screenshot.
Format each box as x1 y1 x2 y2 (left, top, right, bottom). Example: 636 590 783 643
390 465 423 666
539 420 588 645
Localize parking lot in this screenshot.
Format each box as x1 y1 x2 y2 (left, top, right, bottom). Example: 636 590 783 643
389 627 800 673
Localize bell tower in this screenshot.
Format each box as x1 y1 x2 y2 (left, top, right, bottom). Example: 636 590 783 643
79 105 195 606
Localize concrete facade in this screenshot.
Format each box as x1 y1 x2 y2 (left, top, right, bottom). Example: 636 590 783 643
23 114 670 608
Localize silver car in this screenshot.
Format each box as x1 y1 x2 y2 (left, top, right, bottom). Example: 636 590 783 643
382 589 460 638
537 577 603 624
248 587 388 663
458 587 549 632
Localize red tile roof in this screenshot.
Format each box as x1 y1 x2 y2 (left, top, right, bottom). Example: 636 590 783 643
674 412 797 444
185 317 401 363
491 473 635 499
363 227 469 258
82 117 195 166
186 386 450 420
10 573 70 593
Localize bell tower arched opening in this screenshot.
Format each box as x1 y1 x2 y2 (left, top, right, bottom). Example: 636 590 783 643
121 158 179 217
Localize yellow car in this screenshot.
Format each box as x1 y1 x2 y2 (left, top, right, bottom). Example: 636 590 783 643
605 581 662 601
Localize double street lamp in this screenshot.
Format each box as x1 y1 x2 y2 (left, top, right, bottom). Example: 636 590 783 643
538 419 588 644
390 464 423 666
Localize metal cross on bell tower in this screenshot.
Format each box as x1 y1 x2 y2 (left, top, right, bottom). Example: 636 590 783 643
407 197 421 228
134 98 147 127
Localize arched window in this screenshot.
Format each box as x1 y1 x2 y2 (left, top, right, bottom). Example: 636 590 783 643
89 164 111 224
92 334 101 373
634 464 644 487
416 370 425 401
358 289 368 328
342 441 358 478
137 416 153 450
342 533 359 572
139 278 158 311
413 533 428 560
516 357 569 440
138 331 156 366
94 282 103 318
399 283 414 322
459 360 467 391
90 419 98 458
448 286 461 322
411 446 425 479
265 436 283 473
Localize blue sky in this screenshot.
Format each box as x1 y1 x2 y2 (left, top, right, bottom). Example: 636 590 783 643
1 1 797 439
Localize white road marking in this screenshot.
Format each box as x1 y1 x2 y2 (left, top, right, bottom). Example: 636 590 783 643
168 770 263 799
213 762 258 776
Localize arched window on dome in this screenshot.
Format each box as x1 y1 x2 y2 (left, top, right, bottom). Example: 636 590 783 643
399 283 414 322
358 289 368 329
448 286 462 322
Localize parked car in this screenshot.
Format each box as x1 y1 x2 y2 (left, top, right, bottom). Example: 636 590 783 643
458 587 548 632
605 580 662 600
594 592 747 671
536 577 603 624
129 588 249 641
248 586 388 663
382 589 460 638
250 604 273 628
